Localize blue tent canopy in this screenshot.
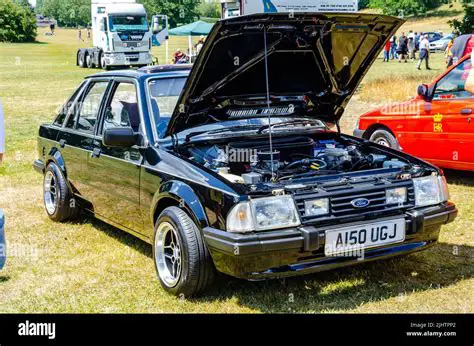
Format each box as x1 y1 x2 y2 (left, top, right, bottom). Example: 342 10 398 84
169 20 214 36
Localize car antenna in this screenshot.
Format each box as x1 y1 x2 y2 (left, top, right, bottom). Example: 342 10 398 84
263 25 276 181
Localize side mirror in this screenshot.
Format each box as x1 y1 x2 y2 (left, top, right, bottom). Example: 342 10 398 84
103 127 137 148
100 18 107 32
417 84 429 100
152 17 161 35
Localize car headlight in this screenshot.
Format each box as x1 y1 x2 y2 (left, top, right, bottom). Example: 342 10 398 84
304 198 329 216
413 175 445 207
227 195 300 233
386 187 407 205
438 175 449 202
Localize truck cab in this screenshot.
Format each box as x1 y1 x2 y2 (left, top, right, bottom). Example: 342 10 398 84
77 0 168 70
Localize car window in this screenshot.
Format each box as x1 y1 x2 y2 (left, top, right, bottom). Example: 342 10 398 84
66 81 108 133
433 58 473 100
148 77 186 138
102 82 140 133
54 81 86 127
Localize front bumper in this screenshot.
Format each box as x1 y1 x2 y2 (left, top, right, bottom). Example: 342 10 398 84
104 52 152 67
203 202 457 280
0 211 6 270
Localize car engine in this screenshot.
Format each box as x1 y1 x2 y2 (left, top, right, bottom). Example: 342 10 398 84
182 134 421 186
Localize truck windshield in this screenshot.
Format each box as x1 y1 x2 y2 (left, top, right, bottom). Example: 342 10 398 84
109 15 148 32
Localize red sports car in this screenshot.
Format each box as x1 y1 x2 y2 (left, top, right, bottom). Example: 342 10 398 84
354 54 474 171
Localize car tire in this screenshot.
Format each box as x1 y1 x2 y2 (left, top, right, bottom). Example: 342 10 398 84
369 129 399 149
153 206 215 297
43 162 80 222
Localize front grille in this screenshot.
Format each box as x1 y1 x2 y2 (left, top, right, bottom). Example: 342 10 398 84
292 179 415 224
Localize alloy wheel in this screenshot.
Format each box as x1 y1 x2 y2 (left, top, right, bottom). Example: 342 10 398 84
44 170 59 215
155 222 182 287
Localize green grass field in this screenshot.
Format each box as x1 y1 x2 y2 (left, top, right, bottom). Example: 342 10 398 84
0 22 472 313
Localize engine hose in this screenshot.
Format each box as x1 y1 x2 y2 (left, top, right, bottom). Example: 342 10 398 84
285 158 327 170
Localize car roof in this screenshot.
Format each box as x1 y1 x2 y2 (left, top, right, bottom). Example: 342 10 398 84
87 64 192 80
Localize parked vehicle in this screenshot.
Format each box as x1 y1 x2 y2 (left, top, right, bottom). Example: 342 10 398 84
355 54 473 171
429 34 454 52
35 13 457 296
220 0 358 19
77 0 168 70
424 31 443 43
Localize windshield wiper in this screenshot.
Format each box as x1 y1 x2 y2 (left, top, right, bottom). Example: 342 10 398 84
257 119 323 134
184 125 261 142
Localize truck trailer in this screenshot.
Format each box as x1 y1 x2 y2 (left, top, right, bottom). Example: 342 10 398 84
220 0 359 19
77 0 168 70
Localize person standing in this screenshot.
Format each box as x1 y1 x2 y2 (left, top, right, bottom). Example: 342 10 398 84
390 35 398 60
87 26 92 41
446 38 454 68
407 30 416 60
417 34 431 70
383 39 391 62
77 26 83 41
195 35 205 54
397 32 408 63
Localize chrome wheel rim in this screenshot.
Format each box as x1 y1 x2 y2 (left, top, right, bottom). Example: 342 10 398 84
155 222 182 287
44 170 59 215
376 138 390 147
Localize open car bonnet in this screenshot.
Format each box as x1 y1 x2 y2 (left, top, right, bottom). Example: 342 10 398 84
166 13 403 137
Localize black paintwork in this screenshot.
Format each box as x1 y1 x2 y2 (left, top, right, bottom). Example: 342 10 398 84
34 14 457 280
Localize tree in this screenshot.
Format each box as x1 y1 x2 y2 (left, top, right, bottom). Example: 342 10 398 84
0 0 37 42
41 0 90 27
369 0 443 16
140 0 201 28
449 3 474 34
198 1 221 19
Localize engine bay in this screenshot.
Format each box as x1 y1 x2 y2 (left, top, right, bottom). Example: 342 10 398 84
180 133 430 187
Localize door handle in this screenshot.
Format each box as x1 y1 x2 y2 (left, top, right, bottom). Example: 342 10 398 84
91 148 101 158
461 108 472 115
59 139 66 148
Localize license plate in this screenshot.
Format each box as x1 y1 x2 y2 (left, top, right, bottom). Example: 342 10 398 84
324 218 405 256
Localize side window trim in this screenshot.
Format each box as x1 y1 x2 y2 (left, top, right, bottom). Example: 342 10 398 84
64 78 112 133
96 78 145 140
60 80 88 129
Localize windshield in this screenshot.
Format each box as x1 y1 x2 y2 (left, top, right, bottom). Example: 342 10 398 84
148 78 326 140
148 77 187 138
109 15 148 32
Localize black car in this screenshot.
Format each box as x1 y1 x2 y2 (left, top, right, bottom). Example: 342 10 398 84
34 13 457 297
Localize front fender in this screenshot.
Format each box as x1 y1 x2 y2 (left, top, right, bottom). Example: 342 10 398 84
151 180 209 229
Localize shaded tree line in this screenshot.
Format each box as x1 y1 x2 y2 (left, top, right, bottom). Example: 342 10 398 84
0 0 37 42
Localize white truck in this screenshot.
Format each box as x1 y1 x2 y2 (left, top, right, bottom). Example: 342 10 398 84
77 0 169 70
220 0 359 19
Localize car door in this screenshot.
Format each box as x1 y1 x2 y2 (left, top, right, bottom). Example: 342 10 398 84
87 79 144 234
57 79 110 201
402 58 474 169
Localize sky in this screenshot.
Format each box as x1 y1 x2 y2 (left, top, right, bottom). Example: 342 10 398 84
29 0 36 7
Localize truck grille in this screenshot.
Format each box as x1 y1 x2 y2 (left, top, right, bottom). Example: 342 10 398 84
292 180 415 224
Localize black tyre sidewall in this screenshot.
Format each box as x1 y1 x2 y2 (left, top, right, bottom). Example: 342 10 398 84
153 207 214 297
43 163 78 222
370 129 399 149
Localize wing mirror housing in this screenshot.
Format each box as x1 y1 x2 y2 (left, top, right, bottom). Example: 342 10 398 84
103 127 137 148
152 17 161 35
